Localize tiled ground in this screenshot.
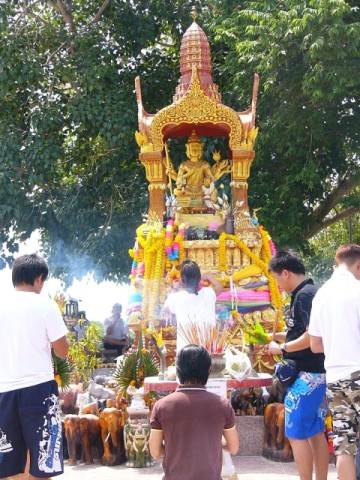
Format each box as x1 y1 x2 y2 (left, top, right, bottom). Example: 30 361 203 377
62 456 338 479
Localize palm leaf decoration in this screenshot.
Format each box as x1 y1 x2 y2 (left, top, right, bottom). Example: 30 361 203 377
52 351 72 389
113 328 159 393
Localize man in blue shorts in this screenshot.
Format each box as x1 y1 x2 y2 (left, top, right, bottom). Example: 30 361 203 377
268 249 329 480
0 254 69 479
310 244 360 480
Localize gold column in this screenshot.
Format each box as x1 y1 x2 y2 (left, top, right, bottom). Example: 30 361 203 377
231 150 255 209
139 151 167 220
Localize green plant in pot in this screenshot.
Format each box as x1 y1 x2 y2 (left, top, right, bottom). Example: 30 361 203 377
113 327 159 395
68 321 102 384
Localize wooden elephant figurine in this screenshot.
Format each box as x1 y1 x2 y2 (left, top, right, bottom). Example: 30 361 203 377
63 414 103 465
98 408 126 466
63 415 81 465
79 414 103 464
262 403 293 462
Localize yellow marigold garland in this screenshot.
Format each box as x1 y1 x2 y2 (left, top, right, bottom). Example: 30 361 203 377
217 232 283 318
258 226 272 265
136 224 166 324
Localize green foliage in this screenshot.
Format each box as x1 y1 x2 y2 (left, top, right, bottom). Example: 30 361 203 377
113 330 159 393
0 0 359 277
205 0 360 249
305 214 360 285
68 321 102 382
52 352 72 390
0 0 196 280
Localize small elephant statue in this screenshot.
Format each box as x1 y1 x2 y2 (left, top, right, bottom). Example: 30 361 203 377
63 414 103 465
263 403 293 462
98 408 126 466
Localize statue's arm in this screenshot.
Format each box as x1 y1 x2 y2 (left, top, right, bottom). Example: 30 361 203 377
163 157 177 181
211 160 231 181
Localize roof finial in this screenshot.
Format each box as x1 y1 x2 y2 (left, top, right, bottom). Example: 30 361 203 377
190 5 198 22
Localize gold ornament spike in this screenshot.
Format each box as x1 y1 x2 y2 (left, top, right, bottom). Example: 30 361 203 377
190 5 198 21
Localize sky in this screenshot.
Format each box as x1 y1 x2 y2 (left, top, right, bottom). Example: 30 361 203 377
0 232 131 323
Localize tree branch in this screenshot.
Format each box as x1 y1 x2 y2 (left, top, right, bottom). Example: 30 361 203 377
91 0 111 24
305 206 360 239
47 0 76 33
312 174 360 223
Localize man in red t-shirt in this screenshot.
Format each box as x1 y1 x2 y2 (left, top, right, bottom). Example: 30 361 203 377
149 345 239 480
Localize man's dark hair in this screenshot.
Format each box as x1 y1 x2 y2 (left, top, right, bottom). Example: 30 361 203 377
180 260 201 295
176 344 211 385
12 253 49 286
268 249 305 275
335 244 360 266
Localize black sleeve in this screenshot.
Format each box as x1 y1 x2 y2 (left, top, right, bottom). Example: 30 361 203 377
294 292 314 329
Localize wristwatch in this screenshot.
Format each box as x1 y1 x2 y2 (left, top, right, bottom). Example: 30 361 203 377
280 343 287 353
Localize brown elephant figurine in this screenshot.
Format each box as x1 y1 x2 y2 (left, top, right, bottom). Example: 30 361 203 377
81 402 99 416
98 408 126 466
262 403 293 462
63 415 82 465
79 414 103 464
63 414 103 465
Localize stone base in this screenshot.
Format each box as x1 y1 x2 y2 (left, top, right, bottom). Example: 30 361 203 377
234 415 264 456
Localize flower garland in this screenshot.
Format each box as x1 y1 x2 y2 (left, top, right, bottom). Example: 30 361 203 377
217 232 283 317
258 225 272 265
129 243 143 280
147 243 165 325
135 224 166 324
164 220 186 264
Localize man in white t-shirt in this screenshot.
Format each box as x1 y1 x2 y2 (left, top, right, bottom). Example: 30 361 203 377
309 244 360 480
163 260 223 352
0 253 69 479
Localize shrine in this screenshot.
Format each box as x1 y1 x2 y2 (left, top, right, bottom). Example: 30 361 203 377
60 11 289 473
127 9 284 368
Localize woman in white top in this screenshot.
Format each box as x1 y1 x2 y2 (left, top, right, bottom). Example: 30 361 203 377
164 260 223 352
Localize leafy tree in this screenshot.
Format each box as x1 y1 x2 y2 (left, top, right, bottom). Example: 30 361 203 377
206 0 360 248
305 212 360 284
1 0 360 281
0 0 204 280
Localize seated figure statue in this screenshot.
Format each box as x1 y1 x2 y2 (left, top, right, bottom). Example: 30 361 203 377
166 130 230 209
175 130 215 206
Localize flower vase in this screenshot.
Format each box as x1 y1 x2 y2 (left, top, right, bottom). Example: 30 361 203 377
225 215 234 235
209 353 226 378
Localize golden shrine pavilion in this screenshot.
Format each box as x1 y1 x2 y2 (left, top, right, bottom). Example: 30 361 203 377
128 12 283 371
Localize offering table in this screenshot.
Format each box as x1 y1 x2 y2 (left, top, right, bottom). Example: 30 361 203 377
144 373 273 393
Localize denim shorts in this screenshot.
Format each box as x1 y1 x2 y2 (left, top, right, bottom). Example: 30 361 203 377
0 380 64 478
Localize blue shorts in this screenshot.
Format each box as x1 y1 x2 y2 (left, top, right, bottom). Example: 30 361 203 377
0 380 64 478
284 371 327 440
